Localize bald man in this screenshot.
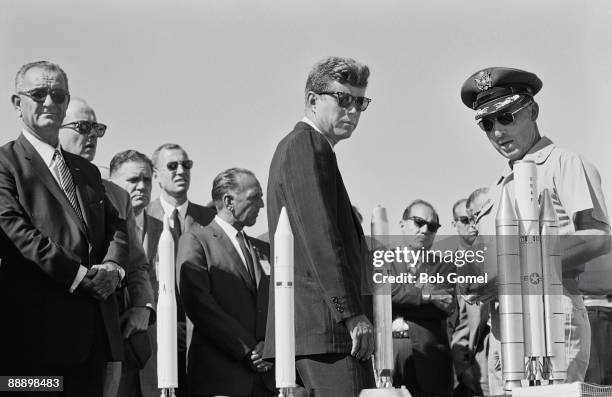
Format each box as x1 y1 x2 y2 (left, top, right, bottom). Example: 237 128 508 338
59 98 155 397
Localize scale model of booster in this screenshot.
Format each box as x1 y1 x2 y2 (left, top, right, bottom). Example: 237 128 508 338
496 160 565 392
157 215 178 397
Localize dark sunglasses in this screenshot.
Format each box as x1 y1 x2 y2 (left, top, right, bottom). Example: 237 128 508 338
317 91 371 112
454 216 475 226
406 216 441 233
478 101 532 133
166 160 193 171
61 121 107 137
17 88 69 104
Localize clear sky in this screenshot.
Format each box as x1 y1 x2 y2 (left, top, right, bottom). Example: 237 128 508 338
1 0 611 236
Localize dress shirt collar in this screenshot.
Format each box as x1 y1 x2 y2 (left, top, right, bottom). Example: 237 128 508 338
159 195 189 232
214 214 242 239
22 128 60 168
301 116 334 152
497 136 556 185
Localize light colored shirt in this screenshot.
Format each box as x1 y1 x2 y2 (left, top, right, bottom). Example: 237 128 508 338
214 215 250 272
301 116 334 151
159 196 189 233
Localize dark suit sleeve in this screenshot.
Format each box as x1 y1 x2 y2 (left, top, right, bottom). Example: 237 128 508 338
451 297 472 378
124 201 155 318
101 182 129 266
281 134 361 322
0 156 81 287
177 232 256 361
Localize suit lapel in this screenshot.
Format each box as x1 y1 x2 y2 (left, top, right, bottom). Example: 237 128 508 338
64 154 92 232
210 221 256 294
16 136 87 237
247 236 263 287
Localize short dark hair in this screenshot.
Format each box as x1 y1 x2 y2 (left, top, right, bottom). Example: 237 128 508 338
452 198 468 219
15 61 69 92
151 143 187 168
211 168 257 210
305 56 370 99
402 199 439 225
109 150 153 177
466 187 489 210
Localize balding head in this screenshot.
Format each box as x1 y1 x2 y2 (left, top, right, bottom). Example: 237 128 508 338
58 97 99 161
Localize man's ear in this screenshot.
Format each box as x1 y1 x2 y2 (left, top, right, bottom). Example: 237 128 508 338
11 94 22 118
306 91 317 109
530 101 539 121
222 193 234 210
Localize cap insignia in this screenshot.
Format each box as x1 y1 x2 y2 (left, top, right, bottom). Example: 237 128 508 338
475 70 493 91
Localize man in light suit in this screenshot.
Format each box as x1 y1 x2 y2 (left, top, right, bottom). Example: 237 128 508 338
146 143 216 397
0 61 128 396
266 56 375 397
58 99 156 397
177 168 275 397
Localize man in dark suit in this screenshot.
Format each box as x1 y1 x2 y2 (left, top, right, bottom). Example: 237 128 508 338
58 99 156 397
109 149 160 397
391 200 455 397
266 56 375 397
146 143 216 397
177 168 274 397
0 61 128 396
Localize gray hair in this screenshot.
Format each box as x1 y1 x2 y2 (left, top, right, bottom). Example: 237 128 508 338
15 61 69 92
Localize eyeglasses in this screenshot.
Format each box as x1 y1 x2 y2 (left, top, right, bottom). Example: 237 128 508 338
166 160 193 171
61 121 107 137
317 91 372 112
478 101 532 133
17 88 69 104
454 216 475 226
405 216 441 233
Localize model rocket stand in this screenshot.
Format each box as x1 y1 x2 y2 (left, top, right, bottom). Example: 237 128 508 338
496 160 565 393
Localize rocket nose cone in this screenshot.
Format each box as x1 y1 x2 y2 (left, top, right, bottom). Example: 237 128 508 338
372 205 388 223
496 185 517 222
539 188 558 223
276 207 293 236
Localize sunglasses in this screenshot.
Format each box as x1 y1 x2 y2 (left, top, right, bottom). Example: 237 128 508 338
478 101 532 133
454 216 475 226
166 160 193 171
17 88 69 104
317 91 372 112
61 121 107 137
405 216 441 233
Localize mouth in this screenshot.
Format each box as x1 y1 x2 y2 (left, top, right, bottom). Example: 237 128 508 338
498 139 514 151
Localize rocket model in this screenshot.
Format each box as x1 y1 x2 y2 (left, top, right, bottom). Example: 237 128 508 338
496 185 525 391
157 215 178 397
496 160 565 391
274 207 296 397
371 206 394 388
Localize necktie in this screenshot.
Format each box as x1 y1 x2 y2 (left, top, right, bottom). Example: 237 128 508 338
170 208 181 252
236 231 255 282
53 150 85 224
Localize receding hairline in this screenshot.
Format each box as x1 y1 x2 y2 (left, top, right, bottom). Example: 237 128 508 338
15 61 69 92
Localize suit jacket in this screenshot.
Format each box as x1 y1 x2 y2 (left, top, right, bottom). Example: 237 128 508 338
177 220 274 396
103 180 155 320
0 134 128 368
265 121 371 357
145 198 216 299
391 256 456 395
451 296 489 395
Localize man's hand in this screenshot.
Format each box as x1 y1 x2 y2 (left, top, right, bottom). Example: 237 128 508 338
246 341 273 373
344 314 374 361
120 307 151 338
430 294 454 314
79 263 122 300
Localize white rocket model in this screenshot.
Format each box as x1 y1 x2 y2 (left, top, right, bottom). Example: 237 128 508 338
274 207 296 397
496 185 525 392
371 206 393 388
496 160 566 391
157 215 178 397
